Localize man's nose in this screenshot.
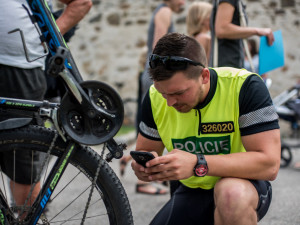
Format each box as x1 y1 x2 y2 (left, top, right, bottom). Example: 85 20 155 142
166 95 177 107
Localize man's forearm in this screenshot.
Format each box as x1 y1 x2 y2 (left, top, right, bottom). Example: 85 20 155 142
215 23 258 40
57 0 92 35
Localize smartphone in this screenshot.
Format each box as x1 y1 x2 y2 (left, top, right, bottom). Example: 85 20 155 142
130 151 155 168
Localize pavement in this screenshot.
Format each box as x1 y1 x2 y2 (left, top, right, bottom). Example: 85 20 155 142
2 130 299 224
108 132 300 225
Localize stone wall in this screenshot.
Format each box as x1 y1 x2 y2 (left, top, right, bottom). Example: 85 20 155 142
55 0 300 124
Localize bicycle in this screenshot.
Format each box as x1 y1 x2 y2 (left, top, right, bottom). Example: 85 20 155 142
0 0 133 224
273 84 300 168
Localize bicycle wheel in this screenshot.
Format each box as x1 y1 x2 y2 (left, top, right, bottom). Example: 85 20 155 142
0 125 133 225
280 144 293 168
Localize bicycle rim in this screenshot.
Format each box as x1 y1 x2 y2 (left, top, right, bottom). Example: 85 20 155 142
0 125 133 225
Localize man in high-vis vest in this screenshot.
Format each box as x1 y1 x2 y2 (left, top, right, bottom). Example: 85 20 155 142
131 33 280 225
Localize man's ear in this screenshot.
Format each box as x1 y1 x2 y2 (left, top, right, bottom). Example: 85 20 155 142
201 68 210 84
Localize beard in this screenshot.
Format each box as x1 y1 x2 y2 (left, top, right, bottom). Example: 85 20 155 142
173 103 192 113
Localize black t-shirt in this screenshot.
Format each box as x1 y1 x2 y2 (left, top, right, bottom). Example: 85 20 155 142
139 69 279 141
209 0 247 68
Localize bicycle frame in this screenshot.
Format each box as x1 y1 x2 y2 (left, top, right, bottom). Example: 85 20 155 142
0 1 126 224
0 97 124 224
26 0 82 83
0 96 76 223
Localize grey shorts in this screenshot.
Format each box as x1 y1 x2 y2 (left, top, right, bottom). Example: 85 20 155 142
0 64 46 184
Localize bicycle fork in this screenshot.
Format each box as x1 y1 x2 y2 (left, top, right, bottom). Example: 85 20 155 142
27 142 76 225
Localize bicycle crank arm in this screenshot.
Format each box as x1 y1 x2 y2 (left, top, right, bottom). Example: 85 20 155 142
106 139 126 161
59 69 83 103
60 70 119 121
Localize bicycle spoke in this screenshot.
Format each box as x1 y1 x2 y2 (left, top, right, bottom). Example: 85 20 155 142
48 184 91 223
59 199 103 225
50 213 108 224
12 149 16 204
19 132 58 219
50 172 81 202
30 150 34 206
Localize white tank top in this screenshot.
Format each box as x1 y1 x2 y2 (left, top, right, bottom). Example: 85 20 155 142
0 0 45 69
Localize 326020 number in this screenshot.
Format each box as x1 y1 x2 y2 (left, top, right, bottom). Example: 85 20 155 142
201 122 234 134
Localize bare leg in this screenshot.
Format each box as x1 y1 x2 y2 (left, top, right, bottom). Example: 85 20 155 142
214 178 258 225
10 181 41 206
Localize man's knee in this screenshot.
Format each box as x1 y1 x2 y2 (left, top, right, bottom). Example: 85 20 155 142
214 178 258 219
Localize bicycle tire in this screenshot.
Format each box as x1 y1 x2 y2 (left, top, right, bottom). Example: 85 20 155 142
0 125 133 225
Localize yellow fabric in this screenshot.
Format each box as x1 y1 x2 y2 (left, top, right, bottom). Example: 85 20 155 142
150 67 258 189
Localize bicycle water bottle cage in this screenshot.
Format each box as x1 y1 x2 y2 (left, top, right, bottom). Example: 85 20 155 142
59 80 124 145
47 46 68 77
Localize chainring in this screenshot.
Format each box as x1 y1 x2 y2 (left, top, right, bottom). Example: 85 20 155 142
59 80 124 145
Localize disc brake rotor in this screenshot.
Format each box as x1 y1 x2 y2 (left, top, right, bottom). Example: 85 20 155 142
59 80 124 145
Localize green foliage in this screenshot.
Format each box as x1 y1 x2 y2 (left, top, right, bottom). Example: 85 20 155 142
116 125 135 136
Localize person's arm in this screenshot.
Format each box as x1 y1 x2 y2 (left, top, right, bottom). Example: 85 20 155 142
205 129 281 180
215 2 274 45
56 0 92 35
144 129 280 182
195 34 211 61
152 7 172 50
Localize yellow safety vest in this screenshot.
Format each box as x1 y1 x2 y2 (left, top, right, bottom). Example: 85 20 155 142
149 67 260 189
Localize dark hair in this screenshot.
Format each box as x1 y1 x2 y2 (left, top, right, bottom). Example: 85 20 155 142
248 39 258 57
149 33 207 81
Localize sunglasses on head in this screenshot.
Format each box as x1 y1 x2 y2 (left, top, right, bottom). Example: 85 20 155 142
149 54 205 70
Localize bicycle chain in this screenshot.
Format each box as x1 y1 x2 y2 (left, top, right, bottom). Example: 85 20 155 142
80 143 106 225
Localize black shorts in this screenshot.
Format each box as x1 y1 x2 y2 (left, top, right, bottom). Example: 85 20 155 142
0 150 42 185
0 64 46 100
0 64 46 184
150 180 272 225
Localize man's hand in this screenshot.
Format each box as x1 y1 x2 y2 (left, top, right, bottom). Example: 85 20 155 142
131 151 159 182
255 28 274 46
142 149 197 181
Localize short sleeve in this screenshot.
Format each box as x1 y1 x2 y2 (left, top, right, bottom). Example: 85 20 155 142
139 90 161 141
239 75 279 136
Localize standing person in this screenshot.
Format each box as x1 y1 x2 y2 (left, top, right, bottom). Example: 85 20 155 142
133 0 185 195
186 1 212 61
209 0 274 68
0 0 92 209
140 0 185 109
131 33 281 225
